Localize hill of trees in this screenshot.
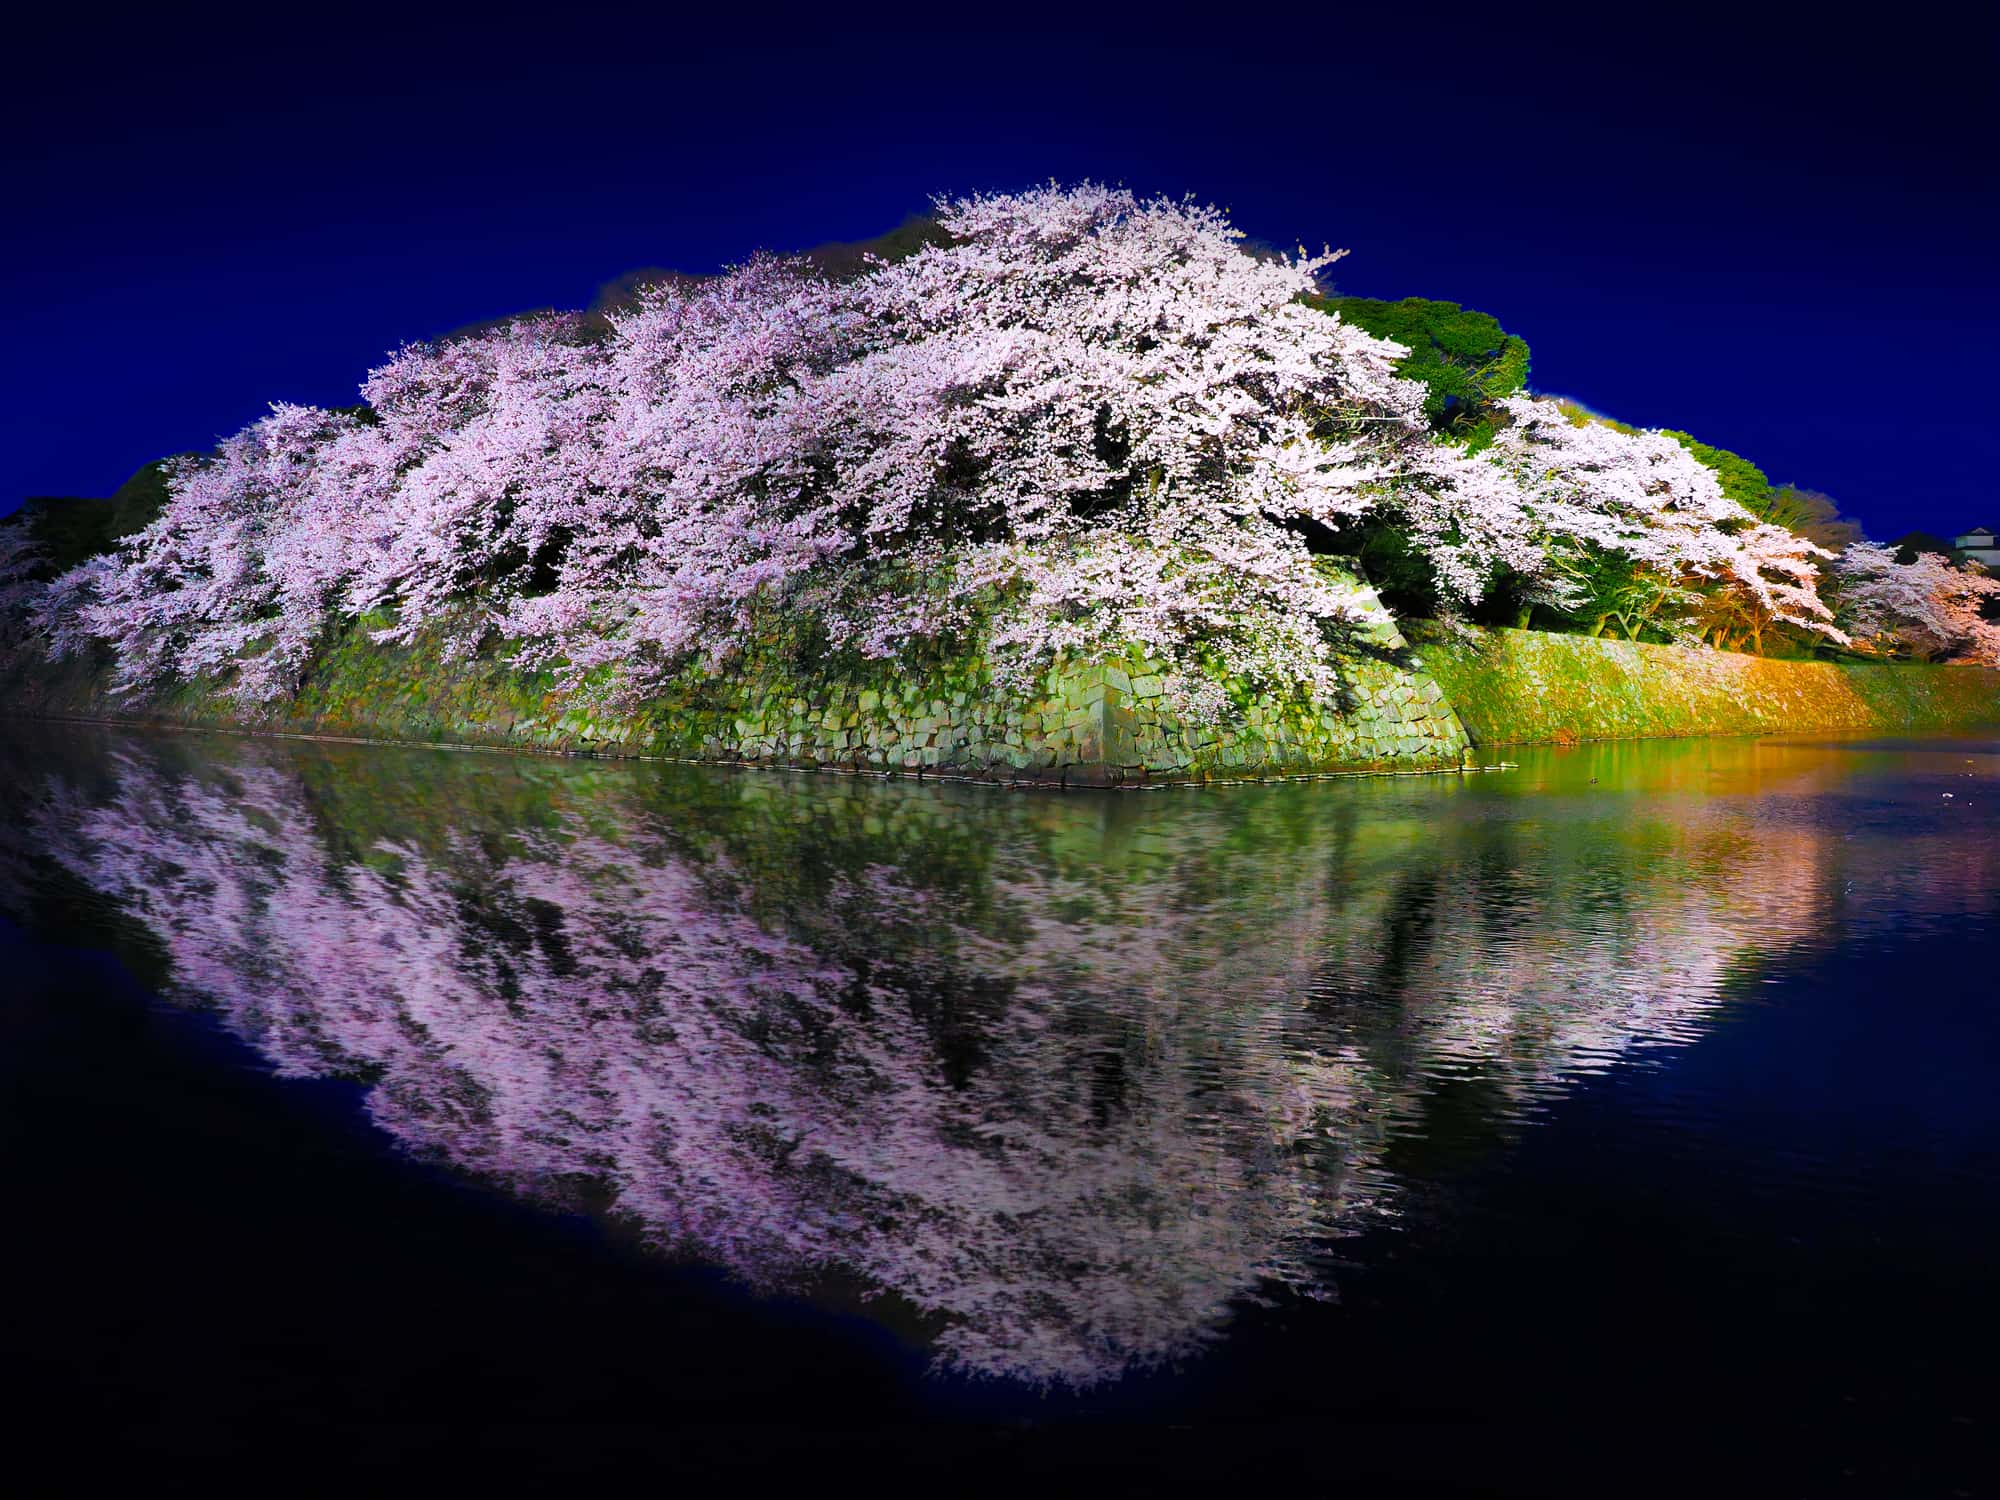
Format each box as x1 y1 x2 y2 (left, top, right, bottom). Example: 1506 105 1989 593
5 183 1995 703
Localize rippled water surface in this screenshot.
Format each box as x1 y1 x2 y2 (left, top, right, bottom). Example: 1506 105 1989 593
3 724 1995 1475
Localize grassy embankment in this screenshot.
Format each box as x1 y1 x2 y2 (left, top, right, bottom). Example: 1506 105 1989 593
1416 626 2000 746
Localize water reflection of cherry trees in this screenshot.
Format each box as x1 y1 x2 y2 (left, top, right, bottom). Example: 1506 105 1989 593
3 727 1991 1387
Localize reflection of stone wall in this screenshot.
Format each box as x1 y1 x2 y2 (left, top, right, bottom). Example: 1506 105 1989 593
1418 626 2000 746
3 592 1472 786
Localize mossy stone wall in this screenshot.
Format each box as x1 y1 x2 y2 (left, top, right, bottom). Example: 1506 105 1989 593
3 609 1472 785
1416 627 2000 745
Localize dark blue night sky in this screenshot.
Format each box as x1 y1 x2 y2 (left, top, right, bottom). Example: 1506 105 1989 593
6 5 1992 541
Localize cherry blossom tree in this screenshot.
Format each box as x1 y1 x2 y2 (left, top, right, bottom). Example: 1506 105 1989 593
1406 397 1845 649
1834 541 2000 664
57 404 380 699
498 185 1430 709
1697 519 1850 655
46 188 1441 710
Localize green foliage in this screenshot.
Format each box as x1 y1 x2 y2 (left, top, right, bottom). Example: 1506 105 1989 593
1308 295 1530 445
1300 295 1531 605
16 458 177 576
1546 396 1638 434
1659 430 1772 516
449 217 956 345
1891 530 1956 564
1345 523 1440 619
1659 433 1864 556
1764 485 1863 553
797 215 952 281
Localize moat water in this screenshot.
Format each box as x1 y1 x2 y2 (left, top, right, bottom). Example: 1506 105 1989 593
2 723 1993 1484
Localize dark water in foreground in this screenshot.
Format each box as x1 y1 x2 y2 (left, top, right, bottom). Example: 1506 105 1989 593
2 723 1995 1486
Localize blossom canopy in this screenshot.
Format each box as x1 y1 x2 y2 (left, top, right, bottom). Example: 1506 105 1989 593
8 183 1866 705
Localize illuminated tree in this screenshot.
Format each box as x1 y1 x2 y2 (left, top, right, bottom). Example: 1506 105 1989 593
1834 540 2000 664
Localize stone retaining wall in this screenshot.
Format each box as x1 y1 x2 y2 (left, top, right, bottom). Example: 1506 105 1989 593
676 641 1469 786
4 599 1473 786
